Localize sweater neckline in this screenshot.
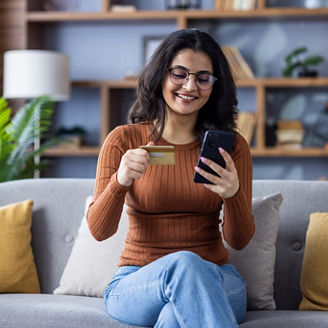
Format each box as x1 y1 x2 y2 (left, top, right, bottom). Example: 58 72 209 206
146 122 201 151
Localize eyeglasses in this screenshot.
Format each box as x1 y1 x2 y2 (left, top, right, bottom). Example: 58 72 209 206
167 66 217 90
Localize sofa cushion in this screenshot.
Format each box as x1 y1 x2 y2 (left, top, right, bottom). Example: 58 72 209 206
240 310 328 328
0 200 40 293
226 193 283 310
299 212 328 311
54 197 128 297
0 294 148 328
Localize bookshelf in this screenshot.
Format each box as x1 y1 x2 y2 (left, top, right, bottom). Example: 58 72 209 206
43 77 328 158
3 0 328 161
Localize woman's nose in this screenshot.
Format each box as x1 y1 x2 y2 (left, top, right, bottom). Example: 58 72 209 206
182 75 198 91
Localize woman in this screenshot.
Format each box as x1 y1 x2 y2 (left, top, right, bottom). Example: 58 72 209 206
87 28 255 328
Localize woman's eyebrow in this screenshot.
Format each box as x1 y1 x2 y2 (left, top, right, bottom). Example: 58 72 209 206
171 65 212 74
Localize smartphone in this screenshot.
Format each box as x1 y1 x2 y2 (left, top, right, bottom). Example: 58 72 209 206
194 130 235 184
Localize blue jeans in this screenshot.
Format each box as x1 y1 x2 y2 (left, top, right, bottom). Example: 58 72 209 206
104 251 247 328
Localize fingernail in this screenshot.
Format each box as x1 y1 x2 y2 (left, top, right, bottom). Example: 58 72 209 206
200 157 207 163
194 166 200 172
219 147 224 153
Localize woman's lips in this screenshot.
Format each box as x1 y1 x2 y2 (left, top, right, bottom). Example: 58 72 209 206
175 93 198 102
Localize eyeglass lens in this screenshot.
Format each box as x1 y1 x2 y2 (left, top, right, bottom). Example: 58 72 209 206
168 67 216 89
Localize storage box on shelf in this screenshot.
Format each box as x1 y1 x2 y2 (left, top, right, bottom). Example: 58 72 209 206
19 0 328 158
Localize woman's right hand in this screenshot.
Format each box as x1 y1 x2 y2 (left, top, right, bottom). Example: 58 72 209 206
117 143 153 187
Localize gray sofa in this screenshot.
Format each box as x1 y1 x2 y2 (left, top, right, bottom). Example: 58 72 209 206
0 178 327 328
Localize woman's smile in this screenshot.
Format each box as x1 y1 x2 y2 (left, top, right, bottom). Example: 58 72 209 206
175 92 199 102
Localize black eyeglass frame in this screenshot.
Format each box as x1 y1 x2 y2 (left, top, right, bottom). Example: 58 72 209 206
167 66 218 90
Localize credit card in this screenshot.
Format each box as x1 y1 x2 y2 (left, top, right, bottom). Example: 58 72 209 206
140 145 175 165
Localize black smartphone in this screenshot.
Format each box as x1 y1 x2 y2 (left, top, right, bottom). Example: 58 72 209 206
194 130 235 184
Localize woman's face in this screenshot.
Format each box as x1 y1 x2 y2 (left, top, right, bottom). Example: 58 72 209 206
162 49 213 120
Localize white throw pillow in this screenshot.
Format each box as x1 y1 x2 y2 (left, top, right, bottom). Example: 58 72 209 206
53 196 128 297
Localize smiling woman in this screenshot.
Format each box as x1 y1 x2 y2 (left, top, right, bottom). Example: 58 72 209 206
87 28 254 328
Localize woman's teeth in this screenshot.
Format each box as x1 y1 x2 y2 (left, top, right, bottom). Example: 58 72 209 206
178 94 196 100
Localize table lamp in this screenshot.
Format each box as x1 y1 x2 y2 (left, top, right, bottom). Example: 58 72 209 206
3 50 70 101
3 50 70 177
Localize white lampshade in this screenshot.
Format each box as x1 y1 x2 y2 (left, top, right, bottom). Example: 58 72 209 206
3 50 70 101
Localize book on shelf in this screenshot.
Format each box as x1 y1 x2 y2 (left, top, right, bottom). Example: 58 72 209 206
215 0 257 11
275 120 305 148
110 5 137 12
236 111 257 144
222 46 255 80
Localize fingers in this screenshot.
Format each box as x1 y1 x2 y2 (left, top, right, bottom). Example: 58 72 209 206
194 165 221 185
117 148 151 186
218 147 235 171
123 149 150 171
194 147 239 198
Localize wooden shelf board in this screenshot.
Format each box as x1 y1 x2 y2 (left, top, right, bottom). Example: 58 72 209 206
187 8 328 19
44 146 328 157
251 147 328 157
26 8 328 22
72 78 328 89
72 79 138 88
27 10 180 22
44 146 100 157
259 77 328 87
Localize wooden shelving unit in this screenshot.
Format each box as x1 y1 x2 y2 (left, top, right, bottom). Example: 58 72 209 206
20 0 328 158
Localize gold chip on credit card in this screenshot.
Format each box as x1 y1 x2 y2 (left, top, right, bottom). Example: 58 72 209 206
140 145 175 165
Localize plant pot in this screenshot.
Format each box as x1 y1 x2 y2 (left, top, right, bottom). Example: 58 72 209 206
298 70 318 77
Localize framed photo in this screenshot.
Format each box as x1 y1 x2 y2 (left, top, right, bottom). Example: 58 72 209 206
43 0 77 11
143 36 166 67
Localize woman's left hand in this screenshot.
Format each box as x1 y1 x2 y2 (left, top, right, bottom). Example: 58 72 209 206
194 147 240 199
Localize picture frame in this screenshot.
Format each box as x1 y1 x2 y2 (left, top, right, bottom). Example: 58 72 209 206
43 0 77 11
142 36 166 67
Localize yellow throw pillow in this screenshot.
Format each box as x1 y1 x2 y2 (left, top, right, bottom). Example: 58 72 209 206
0 199 40 293
299 212 328 311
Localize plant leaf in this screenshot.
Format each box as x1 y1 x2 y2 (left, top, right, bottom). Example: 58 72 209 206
302 55 325 67
0 98 14 176
283 62 301 77
285 47 307 64
0 95 57 182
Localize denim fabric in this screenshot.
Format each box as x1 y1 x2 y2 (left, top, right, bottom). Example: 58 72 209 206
104 251 246 328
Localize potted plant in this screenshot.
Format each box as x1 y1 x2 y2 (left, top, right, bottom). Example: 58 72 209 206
55 125 87 148
0 96 58 182
283 47 325 77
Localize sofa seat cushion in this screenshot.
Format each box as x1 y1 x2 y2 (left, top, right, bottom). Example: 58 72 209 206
241 310 328 328
0 294 147 328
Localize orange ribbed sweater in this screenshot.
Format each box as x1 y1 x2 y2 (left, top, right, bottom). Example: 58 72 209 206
86 122 255 267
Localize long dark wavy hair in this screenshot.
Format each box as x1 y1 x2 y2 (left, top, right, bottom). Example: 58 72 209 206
128 28 238 141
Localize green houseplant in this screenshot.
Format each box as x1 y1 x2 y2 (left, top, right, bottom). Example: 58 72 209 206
283 47 325 77
0 96 57 182
55 125 87 147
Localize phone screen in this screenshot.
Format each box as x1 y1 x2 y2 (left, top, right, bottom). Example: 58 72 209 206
193 130 235 184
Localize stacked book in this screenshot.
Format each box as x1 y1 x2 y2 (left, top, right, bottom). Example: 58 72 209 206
275 120 304 149
110 5 137 12
215 0 257 11
222 46 255 80
236 111 257 144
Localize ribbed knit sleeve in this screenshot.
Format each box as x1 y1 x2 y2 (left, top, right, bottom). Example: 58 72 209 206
86 126 130 241
222 133 255 250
